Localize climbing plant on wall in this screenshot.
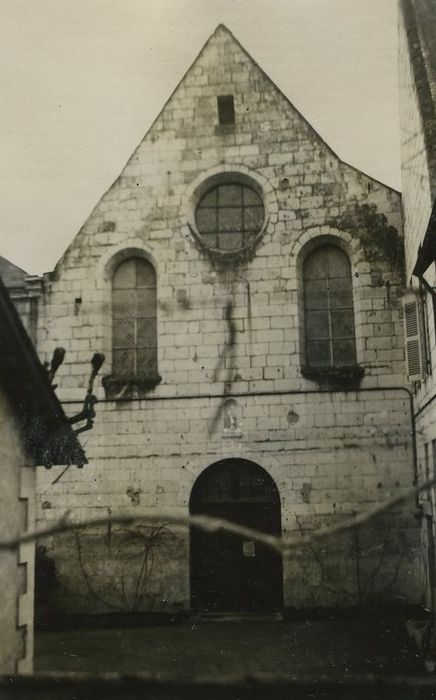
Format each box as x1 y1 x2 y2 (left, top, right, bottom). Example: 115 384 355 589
328 203 405 277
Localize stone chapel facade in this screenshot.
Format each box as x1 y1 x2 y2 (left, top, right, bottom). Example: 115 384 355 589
27 25 422 614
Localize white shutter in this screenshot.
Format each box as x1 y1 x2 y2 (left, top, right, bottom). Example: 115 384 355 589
403 292 424 381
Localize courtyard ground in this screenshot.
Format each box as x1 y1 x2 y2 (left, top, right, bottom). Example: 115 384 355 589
34 613 422 679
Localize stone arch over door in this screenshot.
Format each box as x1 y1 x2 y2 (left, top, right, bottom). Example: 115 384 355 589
189 458 283 613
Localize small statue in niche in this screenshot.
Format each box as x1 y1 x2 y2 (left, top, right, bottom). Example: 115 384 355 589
228 407 237 431
223 399 240 435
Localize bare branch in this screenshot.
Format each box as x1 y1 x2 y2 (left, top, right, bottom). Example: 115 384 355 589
2 477 434 558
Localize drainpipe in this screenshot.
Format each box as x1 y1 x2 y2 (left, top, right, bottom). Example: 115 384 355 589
414 272 436 664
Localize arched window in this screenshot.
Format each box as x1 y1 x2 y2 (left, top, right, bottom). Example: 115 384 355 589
303 245 356 368
112 257 157 379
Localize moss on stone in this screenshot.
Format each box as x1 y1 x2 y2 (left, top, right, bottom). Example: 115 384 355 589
328 203 405 276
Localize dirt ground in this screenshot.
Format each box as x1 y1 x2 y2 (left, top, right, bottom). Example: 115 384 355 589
34 614 422 679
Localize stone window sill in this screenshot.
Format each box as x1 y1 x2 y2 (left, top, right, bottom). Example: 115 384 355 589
102 374 162 400
301 365 365 390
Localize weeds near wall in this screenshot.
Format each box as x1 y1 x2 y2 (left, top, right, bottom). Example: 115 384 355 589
35 544 57 608
74 522 177 612
295 515 407 610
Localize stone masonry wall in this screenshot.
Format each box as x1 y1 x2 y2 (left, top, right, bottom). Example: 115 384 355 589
37 389 419 613
34 25 420 613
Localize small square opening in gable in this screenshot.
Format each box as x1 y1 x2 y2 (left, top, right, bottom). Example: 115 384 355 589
217 95 235 125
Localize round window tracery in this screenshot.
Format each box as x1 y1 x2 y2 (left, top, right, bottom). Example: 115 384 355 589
195 182 265 252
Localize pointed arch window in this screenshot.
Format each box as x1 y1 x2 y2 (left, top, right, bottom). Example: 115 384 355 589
112 257 157 379
303 245 356 368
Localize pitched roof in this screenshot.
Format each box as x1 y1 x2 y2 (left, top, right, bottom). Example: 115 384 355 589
0 275 87 467
0 256 29 289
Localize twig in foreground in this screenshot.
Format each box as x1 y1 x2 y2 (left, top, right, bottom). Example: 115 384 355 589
1 477 434 557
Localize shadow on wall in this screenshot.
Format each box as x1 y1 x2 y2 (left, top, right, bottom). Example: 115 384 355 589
35 524 186 622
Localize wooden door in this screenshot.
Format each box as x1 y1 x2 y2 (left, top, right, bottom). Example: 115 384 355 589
190 459 283 613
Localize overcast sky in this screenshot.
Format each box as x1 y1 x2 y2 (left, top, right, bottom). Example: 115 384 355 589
1 0 399 275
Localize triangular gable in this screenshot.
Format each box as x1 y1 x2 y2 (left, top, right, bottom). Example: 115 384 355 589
52 23 399 276
136 23 397 191
145 25 333 155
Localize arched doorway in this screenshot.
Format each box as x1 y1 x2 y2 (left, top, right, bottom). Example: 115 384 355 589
189 458 283 613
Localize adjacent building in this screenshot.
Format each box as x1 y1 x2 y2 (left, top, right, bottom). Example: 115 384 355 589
0 257 43 345
399 0 436 610
0 277 85 672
